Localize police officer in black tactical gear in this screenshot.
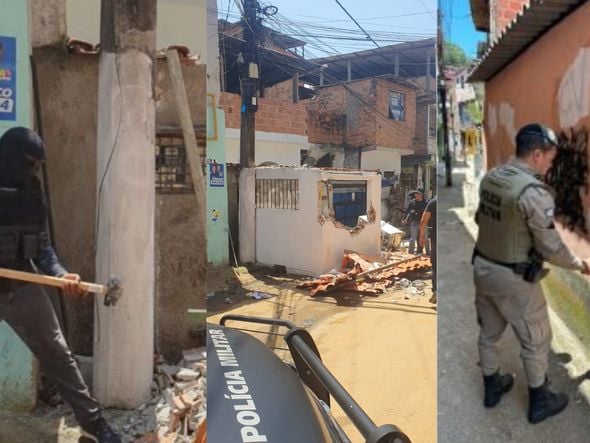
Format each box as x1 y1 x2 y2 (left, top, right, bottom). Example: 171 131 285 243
0 127 121 443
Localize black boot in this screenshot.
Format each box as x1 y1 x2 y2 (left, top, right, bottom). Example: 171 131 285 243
81 418 122 443
528 378 568 424
483 371 514 408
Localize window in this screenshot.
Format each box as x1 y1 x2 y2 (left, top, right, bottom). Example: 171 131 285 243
155 136 192 193
330 181 367 228
389 91 406 121
256 179 299 210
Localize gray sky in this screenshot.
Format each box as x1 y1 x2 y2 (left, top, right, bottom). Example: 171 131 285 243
218 0 437 57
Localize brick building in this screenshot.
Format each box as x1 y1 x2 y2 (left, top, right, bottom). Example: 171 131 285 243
306 76 417 174
308 40 437 195
219 91 308 165
471 0 530 40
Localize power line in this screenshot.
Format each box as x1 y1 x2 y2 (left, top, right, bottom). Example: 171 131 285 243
273 10 437 23
333 0 382 48
417 0 437 22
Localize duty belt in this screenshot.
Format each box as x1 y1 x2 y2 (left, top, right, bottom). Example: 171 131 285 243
472 249 528 275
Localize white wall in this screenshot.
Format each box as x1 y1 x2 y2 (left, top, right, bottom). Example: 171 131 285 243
66 0 99 43
255 168 381 275
319 171 381 272
225 128 306 165
361 147 414 175
66 0 207 56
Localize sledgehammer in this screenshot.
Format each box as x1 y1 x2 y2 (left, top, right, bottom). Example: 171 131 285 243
0 267 123 306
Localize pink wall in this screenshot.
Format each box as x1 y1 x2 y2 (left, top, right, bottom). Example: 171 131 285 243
484 2 590 167
484 2 590 250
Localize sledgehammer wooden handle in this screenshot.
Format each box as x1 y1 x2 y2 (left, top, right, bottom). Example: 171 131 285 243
0 267 106 295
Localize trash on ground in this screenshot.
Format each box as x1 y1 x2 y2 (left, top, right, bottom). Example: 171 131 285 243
245 291 272 300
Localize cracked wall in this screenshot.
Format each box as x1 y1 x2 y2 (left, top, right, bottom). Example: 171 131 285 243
255 167 381 275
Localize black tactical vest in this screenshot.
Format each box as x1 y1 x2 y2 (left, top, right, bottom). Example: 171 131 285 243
0 180 46 270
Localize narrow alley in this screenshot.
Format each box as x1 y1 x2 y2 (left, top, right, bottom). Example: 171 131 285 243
438 164 590 442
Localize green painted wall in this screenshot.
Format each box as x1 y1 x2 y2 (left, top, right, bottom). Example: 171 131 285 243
543 266 590 362
206 109 229 264
0 0 38 412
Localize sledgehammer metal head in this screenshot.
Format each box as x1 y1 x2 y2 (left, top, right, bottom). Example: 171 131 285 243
103 276 123 307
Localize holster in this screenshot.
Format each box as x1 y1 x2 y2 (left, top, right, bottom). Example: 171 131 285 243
520 250 548 283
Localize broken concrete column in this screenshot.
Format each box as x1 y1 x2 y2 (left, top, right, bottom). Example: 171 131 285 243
93 0 156 408
29 0 67 47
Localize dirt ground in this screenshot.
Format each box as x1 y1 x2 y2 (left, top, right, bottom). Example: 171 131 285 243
207 261 437 443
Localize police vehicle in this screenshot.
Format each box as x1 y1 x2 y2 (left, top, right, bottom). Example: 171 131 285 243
208 314 410 443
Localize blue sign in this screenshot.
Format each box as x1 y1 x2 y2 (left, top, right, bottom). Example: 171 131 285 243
0 36 16 121
209 162 225 187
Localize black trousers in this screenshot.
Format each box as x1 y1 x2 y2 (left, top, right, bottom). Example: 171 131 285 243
0 283 101 427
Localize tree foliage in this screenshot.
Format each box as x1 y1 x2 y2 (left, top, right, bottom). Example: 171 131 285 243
443 42 470 67
466 100 483 124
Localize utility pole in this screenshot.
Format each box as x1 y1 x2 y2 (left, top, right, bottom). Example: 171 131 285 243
437 9 453 186
239 0 260 263
240 0 259 168
94 0 157 408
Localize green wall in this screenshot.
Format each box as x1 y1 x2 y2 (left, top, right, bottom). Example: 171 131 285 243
206 108 229 264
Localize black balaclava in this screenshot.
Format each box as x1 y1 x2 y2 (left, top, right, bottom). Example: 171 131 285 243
0 127 45 187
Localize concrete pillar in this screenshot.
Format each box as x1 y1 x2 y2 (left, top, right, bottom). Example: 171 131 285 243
29 0 67 47
292 72 300 103
426 52 431 92
207 0 221 96
427 104 431 153
347 59 352 82
93 0 156 408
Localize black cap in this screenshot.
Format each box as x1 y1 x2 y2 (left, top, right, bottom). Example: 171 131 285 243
516 123 557 148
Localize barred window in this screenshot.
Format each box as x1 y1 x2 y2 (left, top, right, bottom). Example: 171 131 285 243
155 136 192 193
389 91 406 121
256 179 299 210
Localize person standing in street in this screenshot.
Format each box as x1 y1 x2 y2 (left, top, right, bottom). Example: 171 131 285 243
472 123 590 424
404 189 429 255
420 195 436 304
0 127 121 443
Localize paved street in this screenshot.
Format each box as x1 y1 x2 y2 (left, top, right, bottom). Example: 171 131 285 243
438 165 590 443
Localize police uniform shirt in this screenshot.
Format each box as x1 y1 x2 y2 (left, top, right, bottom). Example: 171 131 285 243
513 159 584 271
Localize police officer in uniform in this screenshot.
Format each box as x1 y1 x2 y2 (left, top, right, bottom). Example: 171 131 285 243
0 127 121 442
473 123 590 424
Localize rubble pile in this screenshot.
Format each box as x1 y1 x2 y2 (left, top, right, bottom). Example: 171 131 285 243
297 252 431 297
152 348 207 442
106 348 207 443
